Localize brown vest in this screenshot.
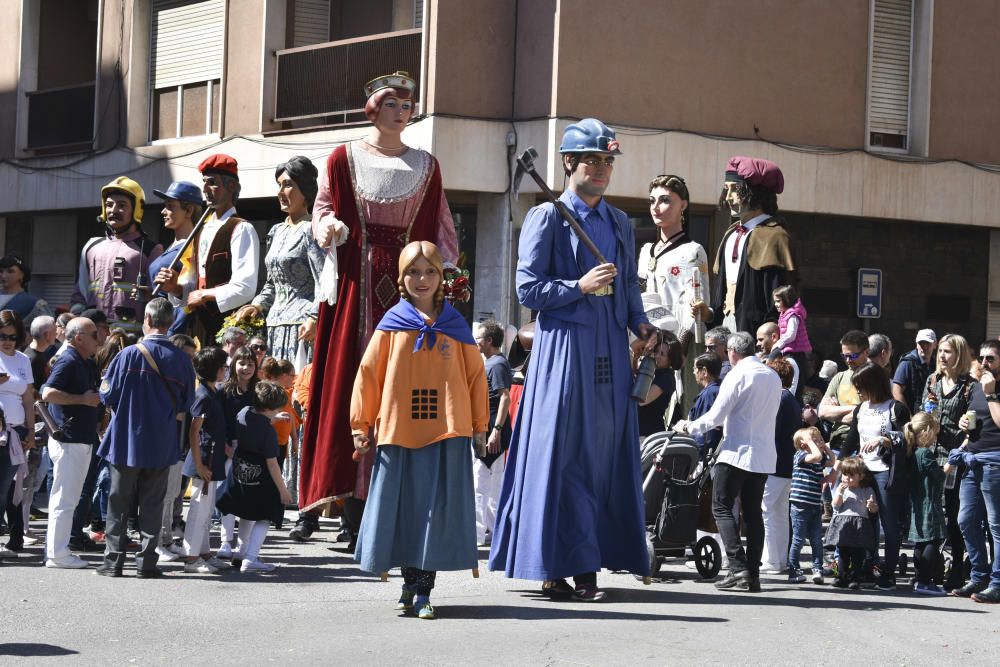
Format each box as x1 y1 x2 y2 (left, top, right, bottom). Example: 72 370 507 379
201 216 242 289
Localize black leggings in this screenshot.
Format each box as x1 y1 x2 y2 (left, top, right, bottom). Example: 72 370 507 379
944 485 964 583
838 546 866 583
913 540 943 585
401 567 437 596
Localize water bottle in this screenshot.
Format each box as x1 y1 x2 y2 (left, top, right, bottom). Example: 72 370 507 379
923 391 938 415
631 355 657 402
944 466 958 490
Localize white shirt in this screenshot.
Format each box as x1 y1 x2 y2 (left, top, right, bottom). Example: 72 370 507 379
723 213 769 277
687 355 782 473
855 399 894 473
637 237 710 337
182 207 261 313
0 350 33 426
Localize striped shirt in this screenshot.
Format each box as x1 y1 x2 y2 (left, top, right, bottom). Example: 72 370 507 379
789 450 828 506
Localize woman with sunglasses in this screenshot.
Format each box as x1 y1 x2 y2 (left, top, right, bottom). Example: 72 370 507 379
0 256 52 333
949 341 1000 602
920 334 974 590
638 175 710 416
0 309 35 558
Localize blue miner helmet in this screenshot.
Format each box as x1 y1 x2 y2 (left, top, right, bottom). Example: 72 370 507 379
559 118 622 155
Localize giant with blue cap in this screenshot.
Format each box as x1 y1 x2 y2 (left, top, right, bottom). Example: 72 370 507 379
559 118 622 155
153 181 204 206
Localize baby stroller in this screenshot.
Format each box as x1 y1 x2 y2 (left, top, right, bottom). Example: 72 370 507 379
641 430 722 579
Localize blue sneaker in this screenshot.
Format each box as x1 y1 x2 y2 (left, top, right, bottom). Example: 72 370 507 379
396 590 415 610
414 595 436 619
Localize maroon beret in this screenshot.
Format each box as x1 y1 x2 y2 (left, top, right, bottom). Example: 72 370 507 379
724 156 783 194
198 153 239 179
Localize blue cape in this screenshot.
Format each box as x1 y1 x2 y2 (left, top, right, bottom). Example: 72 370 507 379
376 299 475 352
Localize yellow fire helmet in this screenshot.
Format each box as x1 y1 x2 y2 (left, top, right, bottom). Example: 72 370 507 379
100 176 146 224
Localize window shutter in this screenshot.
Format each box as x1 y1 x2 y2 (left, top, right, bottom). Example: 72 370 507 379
414 0 424 28
987 302 1000 341
293 0 330 48
869 0 912 139
151 0 226 89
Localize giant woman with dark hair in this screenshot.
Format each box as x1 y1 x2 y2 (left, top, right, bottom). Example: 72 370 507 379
293 71 458 539
236 156 325 369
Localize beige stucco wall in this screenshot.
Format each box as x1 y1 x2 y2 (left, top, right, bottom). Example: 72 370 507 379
224 0 267 136
551 0 870 149
929 0 1000 164
427 0 515 119
0 2 22 158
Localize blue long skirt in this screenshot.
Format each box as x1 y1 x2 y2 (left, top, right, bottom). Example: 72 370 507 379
488 294 649 581
354 437 478 573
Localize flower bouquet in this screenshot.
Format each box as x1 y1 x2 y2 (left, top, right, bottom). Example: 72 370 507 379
215 311 267 344
443 266 472 303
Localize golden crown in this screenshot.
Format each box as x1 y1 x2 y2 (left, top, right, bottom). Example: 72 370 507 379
364 71 416 98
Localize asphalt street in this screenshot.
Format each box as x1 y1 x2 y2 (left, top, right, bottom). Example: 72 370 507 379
0 514 996 666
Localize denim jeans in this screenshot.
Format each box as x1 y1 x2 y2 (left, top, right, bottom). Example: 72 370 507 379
788 502 824 572
872 470 909 577
957 462 1000 588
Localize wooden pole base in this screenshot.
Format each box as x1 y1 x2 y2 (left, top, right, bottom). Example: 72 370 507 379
379 572 388 582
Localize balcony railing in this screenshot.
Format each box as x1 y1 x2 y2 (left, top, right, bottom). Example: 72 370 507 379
25 82 95 150
273 29 422 123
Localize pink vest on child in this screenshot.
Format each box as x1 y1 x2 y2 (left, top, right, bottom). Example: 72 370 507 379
779 299 812 354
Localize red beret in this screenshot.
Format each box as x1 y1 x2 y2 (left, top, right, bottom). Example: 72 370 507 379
198 153 239 179
724 156 783 194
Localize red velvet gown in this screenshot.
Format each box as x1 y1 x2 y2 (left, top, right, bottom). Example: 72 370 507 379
299 142 458 511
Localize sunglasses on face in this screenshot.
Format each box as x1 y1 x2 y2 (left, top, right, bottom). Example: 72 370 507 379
250 344 268 354
0 333 17 342
979 355 997 363
841 351 863 361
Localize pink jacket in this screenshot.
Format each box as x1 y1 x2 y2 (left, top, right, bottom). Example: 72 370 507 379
779 299 812 354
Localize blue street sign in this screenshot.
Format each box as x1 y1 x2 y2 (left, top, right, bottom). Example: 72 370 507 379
857 268 882 319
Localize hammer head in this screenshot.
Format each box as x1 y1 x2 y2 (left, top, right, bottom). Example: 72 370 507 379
512 147 540 196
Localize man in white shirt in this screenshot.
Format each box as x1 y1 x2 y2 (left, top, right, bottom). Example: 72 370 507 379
156 154 260 345
675 331 782 592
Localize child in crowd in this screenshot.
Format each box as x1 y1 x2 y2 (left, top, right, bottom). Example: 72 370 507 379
217 347 260 557
216 381 292 573
788 426 834 585
770 285 812 376
260 358 300 469
182 347 231 574
260 357 302 511
351 241 489 620
906 412 948 595
825 456 878 589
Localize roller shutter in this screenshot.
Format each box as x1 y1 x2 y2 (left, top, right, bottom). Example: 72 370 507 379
293 0 330 47
869 0 912 139
151 0 226 89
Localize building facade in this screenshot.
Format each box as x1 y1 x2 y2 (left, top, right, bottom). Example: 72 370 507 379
1 0 999 358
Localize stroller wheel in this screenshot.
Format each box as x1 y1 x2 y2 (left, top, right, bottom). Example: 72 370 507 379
695 536 722 579
646 531 662 576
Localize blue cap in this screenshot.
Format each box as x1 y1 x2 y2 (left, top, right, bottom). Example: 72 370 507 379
559 118 622 155
153 181 203 206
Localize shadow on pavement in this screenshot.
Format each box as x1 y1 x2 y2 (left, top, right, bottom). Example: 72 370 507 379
0 643 78 656
441 602 726 622
622 586 989 613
